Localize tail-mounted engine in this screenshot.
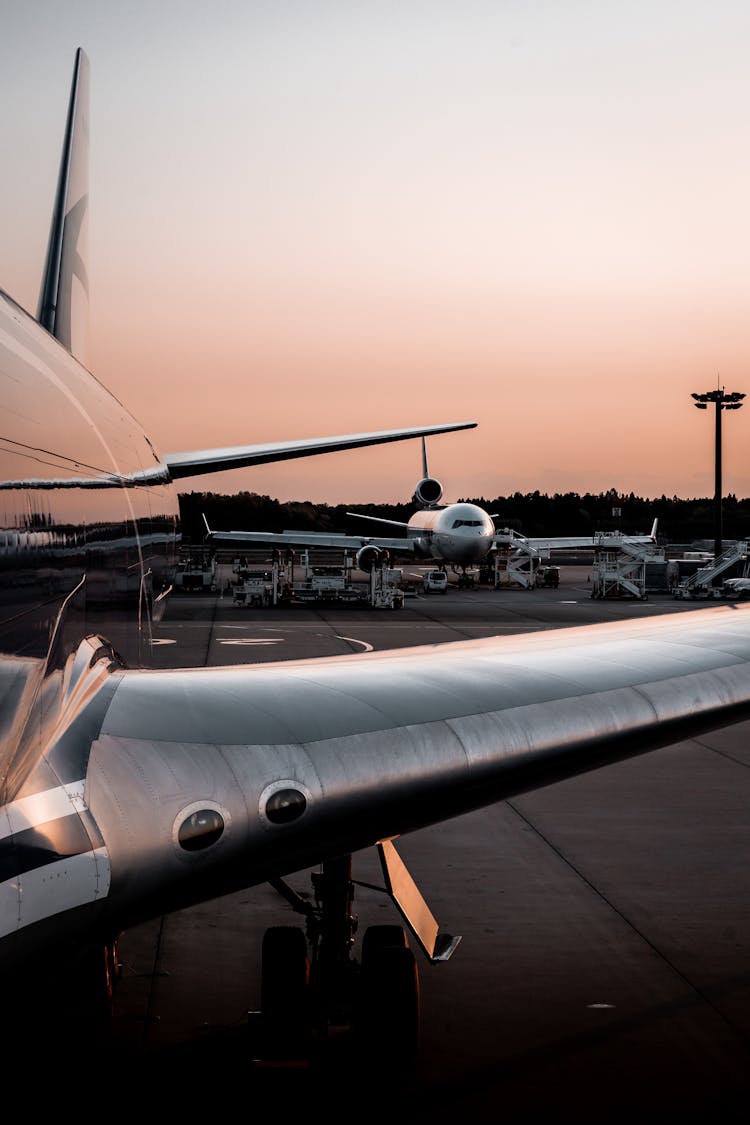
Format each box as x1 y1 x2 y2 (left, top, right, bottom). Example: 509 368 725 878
356 545 391 572
412 477 443 509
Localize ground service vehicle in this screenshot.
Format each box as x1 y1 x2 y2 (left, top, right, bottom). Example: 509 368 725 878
423 570 448 593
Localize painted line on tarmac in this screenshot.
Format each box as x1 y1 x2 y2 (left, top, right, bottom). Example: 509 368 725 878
336 636 374 652
217 638 284 646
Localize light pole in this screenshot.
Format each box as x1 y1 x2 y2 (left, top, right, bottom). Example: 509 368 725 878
691 388 745 564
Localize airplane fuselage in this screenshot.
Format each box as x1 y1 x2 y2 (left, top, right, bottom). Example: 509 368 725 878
406 502 496 567
0 289 179 774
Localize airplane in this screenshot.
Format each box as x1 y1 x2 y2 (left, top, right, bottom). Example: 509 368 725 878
203 436 659 586
5 49 750 1076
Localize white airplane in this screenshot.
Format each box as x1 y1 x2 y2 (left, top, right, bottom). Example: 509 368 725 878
204 437 658 583
4 50 750 1075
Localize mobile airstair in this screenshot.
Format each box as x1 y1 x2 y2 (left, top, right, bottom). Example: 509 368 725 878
591 535 665 601
673 541 749 599
491 530 547 589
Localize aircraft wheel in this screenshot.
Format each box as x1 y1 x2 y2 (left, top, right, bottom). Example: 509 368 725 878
355 926 420 1071
76 940 119 1022
361 923 408 961
261 925 310 1056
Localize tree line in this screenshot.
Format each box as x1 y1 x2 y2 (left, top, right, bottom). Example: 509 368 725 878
179 489 750 546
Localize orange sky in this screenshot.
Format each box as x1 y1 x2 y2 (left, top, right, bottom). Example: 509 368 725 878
2 3 750 504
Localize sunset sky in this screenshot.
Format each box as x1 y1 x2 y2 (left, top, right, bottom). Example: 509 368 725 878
2 2 750 506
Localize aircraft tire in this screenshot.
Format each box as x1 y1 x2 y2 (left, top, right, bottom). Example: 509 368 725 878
261 925 310 1057
355 926 419 1070
361 923 408 962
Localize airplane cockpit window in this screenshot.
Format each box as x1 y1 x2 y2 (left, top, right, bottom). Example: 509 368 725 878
178 808 225 851
451 519 485 529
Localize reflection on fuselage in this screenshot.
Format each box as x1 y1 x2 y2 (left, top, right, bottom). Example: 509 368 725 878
0 290 179 789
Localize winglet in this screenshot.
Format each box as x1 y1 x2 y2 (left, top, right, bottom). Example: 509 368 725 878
202 513 212 537
650 517 659 541
37 47 91 365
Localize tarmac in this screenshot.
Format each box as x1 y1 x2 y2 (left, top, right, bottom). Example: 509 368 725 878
107 567 750 1120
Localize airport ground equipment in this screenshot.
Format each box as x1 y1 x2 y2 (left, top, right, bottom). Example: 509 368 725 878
228 549 405 608
673 541 749 600
370 566 405 608
289 553 405 608
590 535 666 600
173 548 217 592
232 568 275 607
231 554 293 606
423 570 448 594
589 533 665 598
490 531 548 589
535 565 560 588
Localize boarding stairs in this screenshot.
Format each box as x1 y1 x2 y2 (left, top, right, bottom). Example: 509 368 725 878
492 530 547 589
673 542 749 599
591 535 664 601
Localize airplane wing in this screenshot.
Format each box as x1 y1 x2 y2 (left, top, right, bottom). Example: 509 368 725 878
526 533 655 550
202 517 419 556
25 601 750 968
163 422 476 480
495 518 659 553
344 512 414 532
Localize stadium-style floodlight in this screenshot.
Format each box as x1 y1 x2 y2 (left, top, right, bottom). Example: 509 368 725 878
692 388 746 565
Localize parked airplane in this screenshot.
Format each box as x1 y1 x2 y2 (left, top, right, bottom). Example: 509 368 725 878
204 437 658 584
5 50 750 1074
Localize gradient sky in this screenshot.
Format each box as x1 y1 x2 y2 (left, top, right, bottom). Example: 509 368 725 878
2 1 750 505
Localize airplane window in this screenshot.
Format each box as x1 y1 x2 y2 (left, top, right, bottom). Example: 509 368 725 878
178 808 225 851
265 787 307 825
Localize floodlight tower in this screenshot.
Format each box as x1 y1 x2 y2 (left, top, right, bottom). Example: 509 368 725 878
691 387 745 564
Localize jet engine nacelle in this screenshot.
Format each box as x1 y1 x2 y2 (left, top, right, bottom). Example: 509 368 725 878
356 545 390 572
412 477 443 508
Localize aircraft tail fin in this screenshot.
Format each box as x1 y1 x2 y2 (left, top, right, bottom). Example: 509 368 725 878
412 435 444 508
37 47 91 366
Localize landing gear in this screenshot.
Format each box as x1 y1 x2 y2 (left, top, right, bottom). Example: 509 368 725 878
252 856 421 1072
7 936 121 1059
260 926 311 1058
355 925 419 1069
